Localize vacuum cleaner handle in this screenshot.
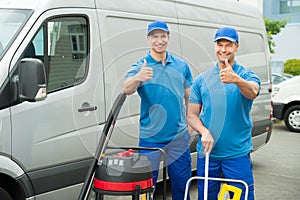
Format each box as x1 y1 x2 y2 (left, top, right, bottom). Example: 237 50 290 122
78 92 127 200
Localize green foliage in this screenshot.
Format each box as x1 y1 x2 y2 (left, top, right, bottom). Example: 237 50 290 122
264 18 288 54
284 59 300 76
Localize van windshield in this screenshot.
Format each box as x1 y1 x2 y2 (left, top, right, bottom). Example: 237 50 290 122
0 9 32 60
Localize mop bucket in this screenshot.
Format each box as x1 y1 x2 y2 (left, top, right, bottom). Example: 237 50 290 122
183 153 248 200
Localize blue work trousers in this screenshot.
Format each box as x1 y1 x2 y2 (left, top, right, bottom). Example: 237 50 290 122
197 154 255 200
139 132 192 200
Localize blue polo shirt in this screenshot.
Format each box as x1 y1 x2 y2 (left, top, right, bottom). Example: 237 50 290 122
125 51 193 143
189 62 261 160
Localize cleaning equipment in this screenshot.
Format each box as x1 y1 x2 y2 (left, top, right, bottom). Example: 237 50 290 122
218 183 242 200
102 146 167 200
78 93 167 200
183 152 249 200
93 148 153 200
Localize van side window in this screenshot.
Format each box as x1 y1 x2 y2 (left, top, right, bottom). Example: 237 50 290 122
22 29 41 59
23 16 89 92
48 17 88 92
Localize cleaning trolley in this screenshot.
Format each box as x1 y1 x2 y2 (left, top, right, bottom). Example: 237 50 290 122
78 93 166 200
184 153 249 200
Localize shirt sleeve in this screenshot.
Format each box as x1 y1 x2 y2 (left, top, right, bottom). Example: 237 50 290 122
189 74 203 104
242 69 261 95
243 70 261 85
125 59 144 79
184 63 193 89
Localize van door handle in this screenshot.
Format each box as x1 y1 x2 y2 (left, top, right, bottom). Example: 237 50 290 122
78 102 97 112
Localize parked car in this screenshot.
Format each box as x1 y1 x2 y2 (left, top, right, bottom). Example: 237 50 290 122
272 73 293 85
282 73 294 79
272 75 300 132
272 73 287 85
272 73 294 85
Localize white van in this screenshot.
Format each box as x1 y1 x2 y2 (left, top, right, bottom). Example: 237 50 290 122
0 0 272 199
272 75 300 132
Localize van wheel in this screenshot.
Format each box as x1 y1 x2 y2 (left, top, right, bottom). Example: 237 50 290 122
0 187 13 200
284 105 300 132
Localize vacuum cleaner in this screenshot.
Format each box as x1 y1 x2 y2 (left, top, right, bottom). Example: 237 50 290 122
78 93 166 200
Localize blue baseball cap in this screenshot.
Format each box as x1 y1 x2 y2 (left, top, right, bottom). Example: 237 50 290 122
214 27 239 43
147 21 169 36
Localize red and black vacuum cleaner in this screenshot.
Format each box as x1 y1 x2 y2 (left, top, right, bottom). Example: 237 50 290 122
93 148 154 200
78 93 166 200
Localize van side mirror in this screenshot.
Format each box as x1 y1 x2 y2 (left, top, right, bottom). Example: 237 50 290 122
18 58 47 101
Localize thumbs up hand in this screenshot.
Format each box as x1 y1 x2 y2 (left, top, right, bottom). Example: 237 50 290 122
220 59 238 84
136 59 153 82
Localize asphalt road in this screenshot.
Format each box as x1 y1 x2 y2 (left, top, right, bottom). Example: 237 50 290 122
251 120 300 200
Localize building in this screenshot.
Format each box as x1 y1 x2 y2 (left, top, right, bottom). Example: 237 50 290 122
239 0 300 73
264 0 300 63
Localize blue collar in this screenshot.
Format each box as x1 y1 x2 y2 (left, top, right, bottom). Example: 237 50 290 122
145 51 173 66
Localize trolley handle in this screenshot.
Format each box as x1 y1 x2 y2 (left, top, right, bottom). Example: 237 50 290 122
183 152 249 200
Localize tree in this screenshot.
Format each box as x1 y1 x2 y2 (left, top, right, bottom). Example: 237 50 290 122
264 18 288 54
284 59 300 76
